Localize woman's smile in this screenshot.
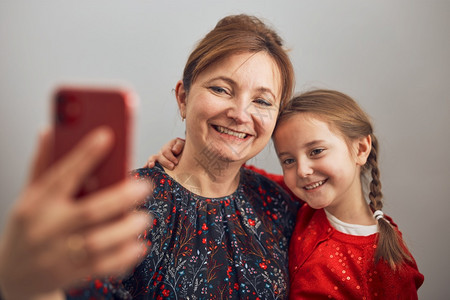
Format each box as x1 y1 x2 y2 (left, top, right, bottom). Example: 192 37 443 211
213 125 251 140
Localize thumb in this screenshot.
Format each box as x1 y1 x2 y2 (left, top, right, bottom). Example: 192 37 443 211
28 127 54 184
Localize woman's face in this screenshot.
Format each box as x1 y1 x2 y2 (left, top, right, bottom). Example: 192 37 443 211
177 51 282 165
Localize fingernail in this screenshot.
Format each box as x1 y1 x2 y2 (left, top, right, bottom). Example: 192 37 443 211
141 242 149 256
93 127 113 146
136 213 151 228
134 181 152 196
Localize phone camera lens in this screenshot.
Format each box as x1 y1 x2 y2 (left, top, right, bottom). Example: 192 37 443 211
56 93 81 124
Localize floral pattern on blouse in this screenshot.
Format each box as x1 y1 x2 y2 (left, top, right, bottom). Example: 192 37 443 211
67 164 299 299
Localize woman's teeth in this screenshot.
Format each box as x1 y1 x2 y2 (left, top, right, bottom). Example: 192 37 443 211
304 180 326 190
216 126 247 138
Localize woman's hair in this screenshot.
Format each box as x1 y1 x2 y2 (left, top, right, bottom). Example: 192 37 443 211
182 14 294 111
277 89 412 269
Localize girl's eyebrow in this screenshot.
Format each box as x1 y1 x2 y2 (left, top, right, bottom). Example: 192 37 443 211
304 140 326 148
276 140 327 157
276 151 290 158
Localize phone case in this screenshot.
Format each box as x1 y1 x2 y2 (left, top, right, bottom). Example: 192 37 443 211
52 86 136 197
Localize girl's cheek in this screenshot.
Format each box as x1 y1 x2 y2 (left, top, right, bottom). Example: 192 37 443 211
285 172 297 190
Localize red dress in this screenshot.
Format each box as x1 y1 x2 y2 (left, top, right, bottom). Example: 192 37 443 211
245 165 424 299
289 204 424 299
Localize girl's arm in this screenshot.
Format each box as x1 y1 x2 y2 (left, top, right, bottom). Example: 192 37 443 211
144 138 185 170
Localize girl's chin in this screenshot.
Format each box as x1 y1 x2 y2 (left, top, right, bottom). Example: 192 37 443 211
305 200 329 210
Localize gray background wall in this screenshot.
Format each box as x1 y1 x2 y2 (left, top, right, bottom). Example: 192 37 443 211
1 1 449 298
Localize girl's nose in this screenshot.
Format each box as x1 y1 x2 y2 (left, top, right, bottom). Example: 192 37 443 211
297 158 313 178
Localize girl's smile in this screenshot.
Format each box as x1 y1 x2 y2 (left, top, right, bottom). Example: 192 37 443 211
303 179 328 191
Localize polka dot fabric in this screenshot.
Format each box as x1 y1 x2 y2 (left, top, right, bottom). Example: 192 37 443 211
288 204 424 299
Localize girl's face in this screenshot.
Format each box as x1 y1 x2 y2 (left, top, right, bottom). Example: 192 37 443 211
176 51 281 165
273 113 369 215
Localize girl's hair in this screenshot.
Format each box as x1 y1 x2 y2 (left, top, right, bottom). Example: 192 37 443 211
182 14 295 111
277 89 412 269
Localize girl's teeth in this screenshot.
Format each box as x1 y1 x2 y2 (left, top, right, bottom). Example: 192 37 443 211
216 126 247 138
304 180 325 190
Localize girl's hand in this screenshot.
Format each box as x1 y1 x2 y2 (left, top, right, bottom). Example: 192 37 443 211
0 128 152 300
144 138 185 170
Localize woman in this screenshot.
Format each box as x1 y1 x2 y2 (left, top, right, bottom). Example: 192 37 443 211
0 14 298 299
68 14 298 299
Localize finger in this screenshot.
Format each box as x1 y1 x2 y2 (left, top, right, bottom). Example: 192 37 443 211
162 147 179 165
87 239 146 279
83 211 151 254
66 180 151 233
144 155 157 168
40 127 114 198
57 238 146 291
29 180 151 242
156 154 176 170
162 138 181 163
172 138 185 155
28 127 54 184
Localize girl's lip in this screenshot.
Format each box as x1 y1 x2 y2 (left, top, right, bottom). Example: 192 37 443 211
303 179 327 190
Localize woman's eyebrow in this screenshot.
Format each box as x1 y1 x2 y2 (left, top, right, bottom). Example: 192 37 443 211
256 87 276 100
206 76 235 85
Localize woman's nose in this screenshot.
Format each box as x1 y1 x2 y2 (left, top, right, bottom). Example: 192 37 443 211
226 99 252 124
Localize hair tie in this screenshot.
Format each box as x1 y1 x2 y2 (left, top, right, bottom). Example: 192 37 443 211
373 210 384 220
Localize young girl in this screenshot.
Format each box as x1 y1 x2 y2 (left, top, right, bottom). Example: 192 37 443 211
272 89 423 299
148 89 424 299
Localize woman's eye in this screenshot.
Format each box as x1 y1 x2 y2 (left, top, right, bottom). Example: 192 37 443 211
254 98 272 107
209 86 228 94
310 148 324 156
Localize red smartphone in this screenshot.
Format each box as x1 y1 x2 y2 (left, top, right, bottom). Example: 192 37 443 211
52 85 137 197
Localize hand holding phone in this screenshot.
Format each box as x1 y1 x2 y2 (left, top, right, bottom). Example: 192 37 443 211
52 85 137 197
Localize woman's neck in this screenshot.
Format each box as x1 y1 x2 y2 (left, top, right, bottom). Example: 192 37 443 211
164 151 242 198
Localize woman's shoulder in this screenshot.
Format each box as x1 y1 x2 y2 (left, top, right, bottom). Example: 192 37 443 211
130 164 167 180
240 166 299 211
241 166 284 193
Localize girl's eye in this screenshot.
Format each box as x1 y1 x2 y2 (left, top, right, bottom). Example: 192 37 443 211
282 158 295 165
254 98 272 107
310 148 324 156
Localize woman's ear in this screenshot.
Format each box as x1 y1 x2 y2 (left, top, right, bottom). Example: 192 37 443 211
355 134 372 166
175 80 187 120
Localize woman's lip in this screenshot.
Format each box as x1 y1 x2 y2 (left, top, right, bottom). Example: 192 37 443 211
213 125 251 139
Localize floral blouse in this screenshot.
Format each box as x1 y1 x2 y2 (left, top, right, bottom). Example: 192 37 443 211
67 164 299 299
